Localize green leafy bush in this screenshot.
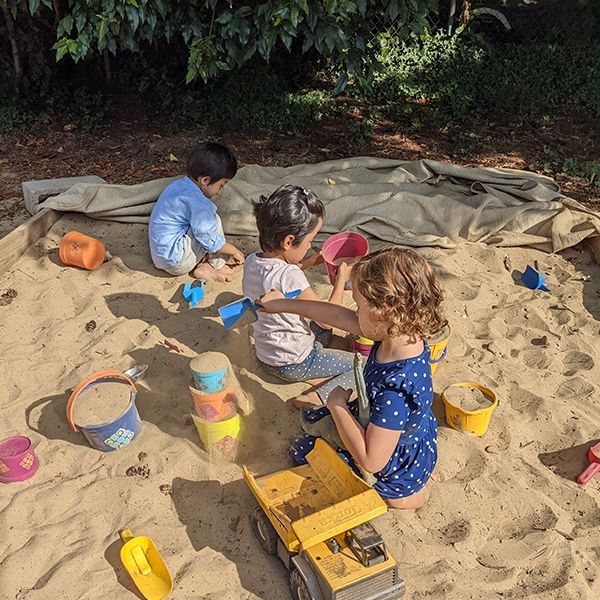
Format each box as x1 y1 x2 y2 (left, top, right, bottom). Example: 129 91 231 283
373 30 600 120
162 65 334 132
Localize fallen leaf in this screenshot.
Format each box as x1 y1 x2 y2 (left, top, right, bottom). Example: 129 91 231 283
166 153 179 162
163 339 182 353
326 177 336 185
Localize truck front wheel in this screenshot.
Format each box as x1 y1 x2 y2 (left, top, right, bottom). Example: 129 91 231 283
252 505 278 555
289 568 313 600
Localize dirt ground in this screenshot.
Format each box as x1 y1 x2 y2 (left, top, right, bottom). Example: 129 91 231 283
0 107 598 234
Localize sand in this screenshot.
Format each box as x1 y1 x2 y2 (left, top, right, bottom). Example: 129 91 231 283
71 381 132 427
332 256 361 266
444 386 494 412
190 352 230 375
1 214 600 599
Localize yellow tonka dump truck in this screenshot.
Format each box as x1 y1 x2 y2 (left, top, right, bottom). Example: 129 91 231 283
243 439 406 600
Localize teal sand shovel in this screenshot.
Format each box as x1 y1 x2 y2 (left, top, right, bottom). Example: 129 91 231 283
218 289 301 330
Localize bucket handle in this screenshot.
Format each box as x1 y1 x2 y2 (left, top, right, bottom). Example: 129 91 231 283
430 348 447 364
66 370 136 432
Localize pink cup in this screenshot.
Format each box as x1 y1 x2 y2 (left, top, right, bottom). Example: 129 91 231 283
349 334 374 357
321 232 369 285
0 436 39 483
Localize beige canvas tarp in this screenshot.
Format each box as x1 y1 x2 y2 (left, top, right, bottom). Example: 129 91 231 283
40 158 600 252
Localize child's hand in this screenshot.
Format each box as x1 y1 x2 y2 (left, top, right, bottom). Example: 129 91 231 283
327 386 353 408
335 261 352 285
230 247 245 265
256 289 284 312
301 252 324 270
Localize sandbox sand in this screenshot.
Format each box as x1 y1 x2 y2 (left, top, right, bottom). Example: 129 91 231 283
72 380 132 427
445 386 494 412
1 214 599 599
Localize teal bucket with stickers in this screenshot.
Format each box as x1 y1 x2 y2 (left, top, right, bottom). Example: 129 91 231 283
66 371 143 452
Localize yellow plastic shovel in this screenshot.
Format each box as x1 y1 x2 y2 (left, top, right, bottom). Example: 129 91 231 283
119 529 173 600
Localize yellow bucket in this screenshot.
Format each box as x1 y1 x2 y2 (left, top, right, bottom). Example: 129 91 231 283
192 413 241 458
428 323 451 375
441 382 498 437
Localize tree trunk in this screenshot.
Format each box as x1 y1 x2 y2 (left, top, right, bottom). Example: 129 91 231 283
1 2 23 90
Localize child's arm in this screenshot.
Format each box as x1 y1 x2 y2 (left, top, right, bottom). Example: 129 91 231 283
190 209 244 264
218 241 245 265
297 261 349 314
260 293 363 336
300 252 324 271
327 388 400 473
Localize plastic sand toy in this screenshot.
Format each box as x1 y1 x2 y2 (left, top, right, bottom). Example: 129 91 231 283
577 442 600 485
441 382 498 436
218 289 301 330
0 435 39 484
59 231 105 270
244 438 406 599
321 232 369 287
183 280 205 307
119 529 172 600
521 265 549 291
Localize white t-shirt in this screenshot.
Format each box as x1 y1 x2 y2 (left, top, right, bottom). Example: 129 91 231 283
242 253 314 366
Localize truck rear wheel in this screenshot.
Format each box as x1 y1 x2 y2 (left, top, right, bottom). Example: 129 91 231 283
252 505 278 555
289 568 313 600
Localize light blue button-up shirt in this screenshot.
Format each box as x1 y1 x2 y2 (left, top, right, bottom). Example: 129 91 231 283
149 176 226 269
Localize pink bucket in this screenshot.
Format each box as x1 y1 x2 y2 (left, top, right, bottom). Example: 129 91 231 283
0 436 39 483
321 232 369 285
349 334 374 357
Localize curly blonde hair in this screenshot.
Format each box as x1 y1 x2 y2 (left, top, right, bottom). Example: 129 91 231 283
351 247 447 338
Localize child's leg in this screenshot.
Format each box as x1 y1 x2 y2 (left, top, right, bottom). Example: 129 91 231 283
289 434 318 465
385 486 428 510
192 261 237 282
186 231 239 281
264 343 355 408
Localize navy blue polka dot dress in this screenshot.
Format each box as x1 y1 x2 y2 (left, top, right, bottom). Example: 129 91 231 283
291 342 438 500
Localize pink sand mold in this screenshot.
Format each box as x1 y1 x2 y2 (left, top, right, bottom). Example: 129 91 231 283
0 435 39 483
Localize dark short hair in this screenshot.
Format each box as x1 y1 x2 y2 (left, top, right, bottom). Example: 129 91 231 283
186 142 237 182
252 185 325 252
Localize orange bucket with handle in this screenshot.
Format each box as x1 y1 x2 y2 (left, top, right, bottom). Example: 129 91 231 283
59 231 105 270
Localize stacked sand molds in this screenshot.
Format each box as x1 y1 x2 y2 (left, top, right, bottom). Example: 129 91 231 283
189 352 247 460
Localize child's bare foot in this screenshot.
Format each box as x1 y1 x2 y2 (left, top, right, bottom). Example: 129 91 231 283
292 391 324 409
223 263 243 275
192 262 231 282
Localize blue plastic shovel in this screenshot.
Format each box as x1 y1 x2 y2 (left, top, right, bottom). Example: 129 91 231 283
183 281 205 307
521 265 549 292
218 289 301 330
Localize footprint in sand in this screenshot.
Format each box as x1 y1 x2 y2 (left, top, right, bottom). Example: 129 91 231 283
555 377 594 400
562 351 594 376
508 384 544 421
522 348 553 370
440 518 472 545
476 531 552 570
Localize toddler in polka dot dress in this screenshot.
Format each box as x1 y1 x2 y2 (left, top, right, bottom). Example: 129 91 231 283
259 247 447 509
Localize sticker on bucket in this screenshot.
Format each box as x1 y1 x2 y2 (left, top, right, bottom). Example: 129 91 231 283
19 454 35 469
104 428 135 450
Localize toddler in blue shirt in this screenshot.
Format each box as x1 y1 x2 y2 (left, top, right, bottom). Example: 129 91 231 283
149 142 244 281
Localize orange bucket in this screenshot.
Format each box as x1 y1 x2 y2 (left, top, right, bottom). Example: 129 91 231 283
189 385 237 422
59 231 105 270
